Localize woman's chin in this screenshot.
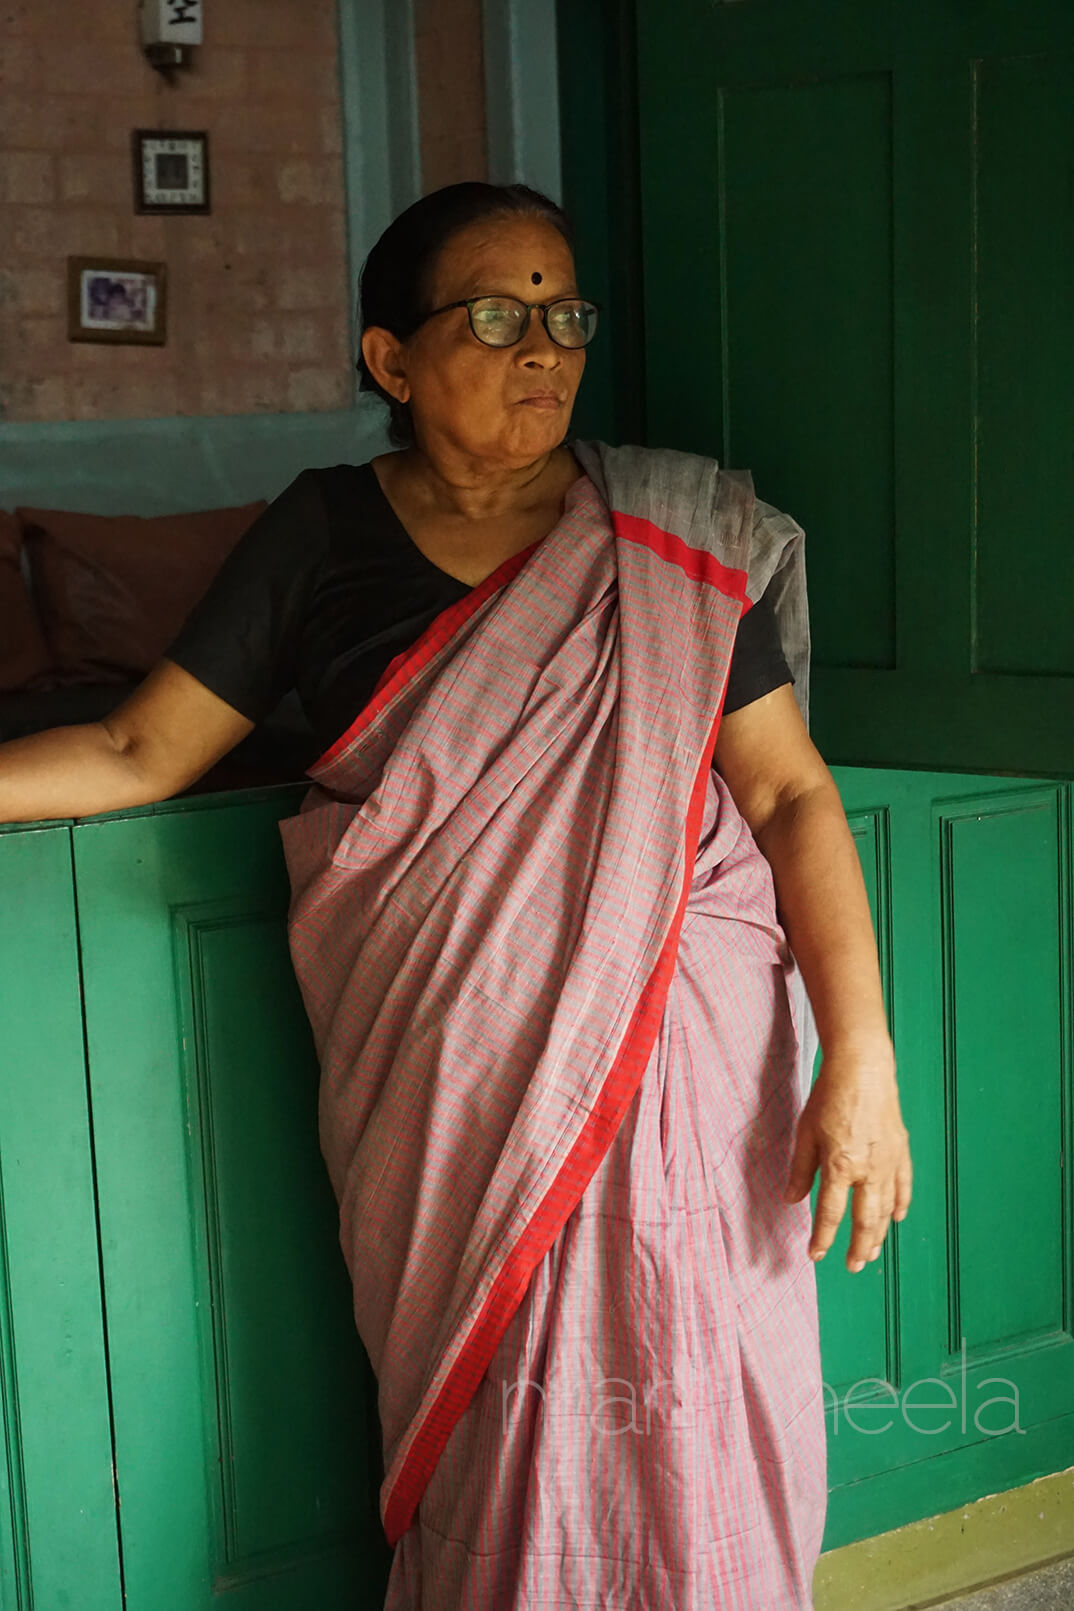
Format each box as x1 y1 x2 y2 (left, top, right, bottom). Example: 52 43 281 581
497 409 572 459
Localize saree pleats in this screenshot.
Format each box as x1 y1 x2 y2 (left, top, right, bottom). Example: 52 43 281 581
383 770 826 1609
384 773 824 1604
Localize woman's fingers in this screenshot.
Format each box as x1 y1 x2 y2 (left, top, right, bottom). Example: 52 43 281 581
809 1169 892 1269
807 1161 852 1262
789 1062 913 1272
846 1181 892 1271
893 1146 914 1221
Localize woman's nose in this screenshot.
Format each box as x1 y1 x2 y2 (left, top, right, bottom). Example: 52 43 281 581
516 310 563 364
521 347 561 368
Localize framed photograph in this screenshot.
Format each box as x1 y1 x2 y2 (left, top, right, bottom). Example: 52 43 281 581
67 256 167 345
132 129 210 214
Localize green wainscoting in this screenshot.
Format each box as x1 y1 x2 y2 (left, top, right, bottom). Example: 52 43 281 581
822 766 1074 1550
0 763 1069 1600
71 787 389 1611
0 825 121 1610
0 786 392 1611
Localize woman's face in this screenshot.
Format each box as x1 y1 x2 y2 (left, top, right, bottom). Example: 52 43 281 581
372 214 587 470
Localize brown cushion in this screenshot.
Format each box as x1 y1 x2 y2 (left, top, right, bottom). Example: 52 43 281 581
0 509 53 692
17 500 268 686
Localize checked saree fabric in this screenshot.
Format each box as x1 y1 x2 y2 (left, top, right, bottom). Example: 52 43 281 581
277 441 827 1608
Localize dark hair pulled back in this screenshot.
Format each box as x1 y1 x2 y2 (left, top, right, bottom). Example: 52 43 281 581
355 181 575 449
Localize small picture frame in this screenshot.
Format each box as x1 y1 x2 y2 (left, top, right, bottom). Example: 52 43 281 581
67 256 167 345
132 129 210 214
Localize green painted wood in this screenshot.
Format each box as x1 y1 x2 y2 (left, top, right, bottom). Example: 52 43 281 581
633 0 1074 776
71 769 1070 1562
816 767 1074 1549
556 0 646 447
0 824 122 1610
811 670 1074 778
4 758 1072 1567
944 791 1064 1345
975 53 1074 678
69 787 391 1611
721 72 897 671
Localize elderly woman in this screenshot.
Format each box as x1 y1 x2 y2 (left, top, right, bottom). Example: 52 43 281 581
0 182 910 1609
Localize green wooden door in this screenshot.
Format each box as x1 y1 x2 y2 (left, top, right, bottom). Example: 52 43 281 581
820 768 1074 1549
0 822 123 1609
556 0 1074 1560
69 787 392 1611
628 0 1074 776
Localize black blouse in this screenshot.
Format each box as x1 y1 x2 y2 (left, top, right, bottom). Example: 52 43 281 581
163 462 794 759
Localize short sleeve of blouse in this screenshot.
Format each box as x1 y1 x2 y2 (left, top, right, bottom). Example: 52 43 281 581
723 587 794 714
161 469 328 722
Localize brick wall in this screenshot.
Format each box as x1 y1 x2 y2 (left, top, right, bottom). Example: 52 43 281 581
414 0 488 195
0 0 351 422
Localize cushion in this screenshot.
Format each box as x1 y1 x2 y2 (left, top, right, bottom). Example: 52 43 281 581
17 500 268 686
0 510 53 692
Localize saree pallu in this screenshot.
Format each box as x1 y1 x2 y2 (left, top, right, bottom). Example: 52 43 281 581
278 441 828 1608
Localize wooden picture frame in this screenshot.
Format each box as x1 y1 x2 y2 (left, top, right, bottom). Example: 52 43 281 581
132 129 210 215
67 256 168 346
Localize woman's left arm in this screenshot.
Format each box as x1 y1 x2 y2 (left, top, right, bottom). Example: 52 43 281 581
712 683 913 1274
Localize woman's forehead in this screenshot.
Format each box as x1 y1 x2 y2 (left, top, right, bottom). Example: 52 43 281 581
431 218 576 298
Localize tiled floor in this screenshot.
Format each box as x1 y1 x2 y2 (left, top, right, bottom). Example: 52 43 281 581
926 1554 1074 1609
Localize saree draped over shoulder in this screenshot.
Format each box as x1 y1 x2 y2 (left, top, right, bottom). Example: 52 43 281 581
277 440 828 1609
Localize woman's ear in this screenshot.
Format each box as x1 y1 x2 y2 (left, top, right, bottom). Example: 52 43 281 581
361 327 411 405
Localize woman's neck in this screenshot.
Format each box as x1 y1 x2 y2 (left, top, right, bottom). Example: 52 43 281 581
381 442 578 526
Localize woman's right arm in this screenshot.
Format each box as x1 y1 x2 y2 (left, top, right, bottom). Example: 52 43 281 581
0 658 255 824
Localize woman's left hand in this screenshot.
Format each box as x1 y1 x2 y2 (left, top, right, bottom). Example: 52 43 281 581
782 1051 913 1273
711 690 913 1270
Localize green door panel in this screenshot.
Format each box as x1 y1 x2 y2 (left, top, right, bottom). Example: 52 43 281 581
721 72 897 673
69 787 391 1611
618 0 1074 774
556 0 647 449
0 824 122 1610
818 768 1074 1549
975 53 1074 679
945 791 1064 1344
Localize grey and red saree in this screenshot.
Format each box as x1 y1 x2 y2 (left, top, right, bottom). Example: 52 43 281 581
278 440 827 1608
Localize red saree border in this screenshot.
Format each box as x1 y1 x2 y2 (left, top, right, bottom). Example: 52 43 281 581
612 511 750 606
381 517 748 1545
307 539 544 775
309 501 751 779
383 673 730 1545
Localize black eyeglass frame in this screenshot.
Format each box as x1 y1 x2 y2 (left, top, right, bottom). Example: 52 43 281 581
413 294 601 349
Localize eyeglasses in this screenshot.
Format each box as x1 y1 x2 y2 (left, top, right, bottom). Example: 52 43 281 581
416 295 600 350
